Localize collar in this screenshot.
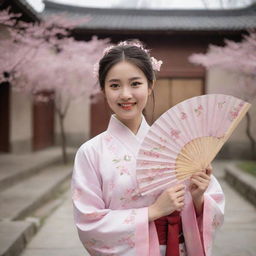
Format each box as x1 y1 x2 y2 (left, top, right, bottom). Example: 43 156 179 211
107 114 150 155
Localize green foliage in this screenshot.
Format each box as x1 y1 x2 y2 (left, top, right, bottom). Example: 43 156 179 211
238 161 256 177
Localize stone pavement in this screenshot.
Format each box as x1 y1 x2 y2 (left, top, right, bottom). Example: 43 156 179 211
20 160 256 256
212 161 256 256
20 190 87 256
0 147 76 256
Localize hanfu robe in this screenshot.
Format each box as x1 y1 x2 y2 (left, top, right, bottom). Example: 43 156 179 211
71 114 225 256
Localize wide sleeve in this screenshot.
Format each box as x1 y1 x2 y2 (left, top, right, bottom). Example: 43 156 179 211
71 145 151 256
181 175 225 256
200 175 225 256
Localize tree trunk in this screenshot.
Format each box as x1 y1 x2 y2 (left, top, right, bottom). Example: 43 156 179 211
245 112 256 160
57 111 67 164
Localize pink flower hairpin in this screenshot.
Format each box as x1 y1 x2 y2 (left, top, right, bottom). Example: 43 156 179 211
93 40 163 78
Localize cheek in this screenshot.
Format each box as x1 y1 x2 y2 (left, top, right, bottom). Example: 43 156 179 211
105 90 117 106
136 88 150 105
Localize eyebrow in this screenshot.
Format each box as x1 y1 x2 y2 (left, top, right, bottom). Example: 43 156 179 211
107 77 142 83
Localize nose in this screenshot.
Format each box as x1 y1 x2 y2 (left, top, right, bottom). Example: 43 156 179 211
120 86 132 100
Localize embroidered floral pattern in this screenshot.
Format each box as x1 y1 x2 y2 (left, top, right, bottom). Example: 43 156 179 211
117 166 130 176
123 210 136 224
118 232 135 248
84 238 99 247
85 238 117 255
113 158 122 164
72 188 82 201
120 188 140 207
124 154 132 161
109 180 116 190
84 211 107 220
212 214 221 228
112 155 132 176
104 134 113 143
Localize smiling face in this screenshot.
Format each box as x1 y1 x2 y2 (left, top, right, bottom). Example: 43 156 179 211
104 61 152 129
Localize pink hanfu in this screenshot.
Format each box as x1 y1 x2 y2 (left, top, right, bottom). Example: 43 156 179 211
71 115 225 256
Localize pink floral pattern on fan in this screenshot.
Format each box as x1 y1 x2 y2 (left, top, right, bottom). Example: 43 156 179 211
152 145 166 152
228 102 244 121
136 94 250 197
194 104 203 116
180 112 188 120
143 150 160 158
170 128 181 140
217 101 226 109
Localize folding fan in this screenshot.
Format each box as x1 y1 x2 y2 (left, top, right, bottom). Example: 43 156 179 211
136 94 251 196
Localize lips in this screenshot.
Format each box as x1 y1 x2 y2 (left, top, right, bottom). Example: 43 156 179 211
118 102 136 110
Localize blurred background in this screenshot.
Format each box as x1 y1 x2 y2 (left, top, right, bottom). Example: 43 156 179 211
0 0 255 256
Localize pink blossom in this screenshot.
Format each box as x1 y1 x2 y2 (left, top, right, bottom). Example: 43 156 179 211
189 31 256 102
150 57 163 71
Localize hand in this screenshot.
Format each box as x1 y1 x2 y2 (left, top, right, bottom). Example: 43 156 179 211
148 184 185 222
189 164 212 215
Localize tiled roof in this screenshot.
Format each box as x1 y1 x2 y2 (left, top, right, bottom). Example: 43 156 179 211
43 0 256 32
1 0 41 22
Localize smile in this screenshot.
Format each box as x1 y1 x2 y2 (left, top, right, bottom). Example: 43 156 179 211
118 103 136 110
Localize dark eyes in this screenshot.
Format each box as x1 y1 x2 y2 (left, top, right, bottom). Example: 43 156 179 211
109 81 142 88
110 84 119 88
131 81 142 87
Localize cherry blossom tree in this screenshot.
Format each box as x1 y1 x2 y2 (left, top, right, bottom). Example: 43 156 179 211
189 31 256 159
0 9 110 163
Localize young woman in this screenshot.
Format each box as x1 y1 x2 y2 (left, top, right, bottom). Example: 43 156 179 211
71 40 225 256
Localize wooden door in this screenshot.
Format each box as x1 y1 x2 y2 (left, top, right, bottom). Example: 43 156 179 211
0 82 10 152
146 78 204 122
33 91 54 151
170 78 204 106
90 93 111 138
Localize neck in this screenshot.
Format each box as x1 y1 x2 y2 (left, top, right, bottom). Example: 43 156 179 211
116 115 142 134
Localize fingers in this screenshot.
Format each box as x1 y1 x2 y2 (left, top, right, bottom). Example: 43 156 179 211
173 183 186 192
166 185 185 205
192 171 211 180
191 175 210 184
206 167 212 176
190 177 209 190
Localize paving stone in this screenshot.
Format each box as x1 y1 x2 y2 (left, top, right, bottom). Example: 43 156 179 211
213 162 256 256
0 148 75 192
0 220 36 256
21 192 87 256
0 164 72 221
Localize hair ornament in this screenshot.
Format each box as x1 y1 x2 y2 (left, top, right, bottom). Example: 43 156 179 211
93 40 163 78
150 57 163 72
